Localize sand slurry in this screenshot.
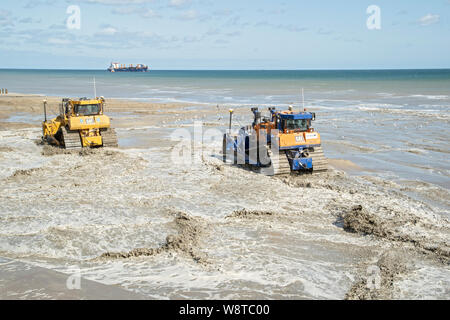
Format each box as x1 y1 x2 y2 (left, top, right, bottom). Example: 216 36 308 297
345 250 409 300
341 205 449 264
98 212 209 265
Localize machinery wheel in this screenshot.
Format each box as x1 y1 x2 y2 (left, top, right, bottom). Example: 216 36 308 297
101 128 119 148
61 127 82 150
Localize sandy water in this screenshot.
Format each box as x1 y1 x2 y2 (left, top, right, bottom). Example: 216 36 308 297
0 122 448 299
0 69 449 299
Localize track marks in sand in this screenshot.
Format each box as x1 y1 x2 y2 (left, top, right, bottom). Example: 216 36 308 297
97 212 210 265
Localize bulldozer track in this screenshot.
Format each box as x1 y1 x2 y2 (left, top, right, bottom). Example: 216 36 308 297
269 151 291 176
222 135 328 176
101 128 119 148
266 147 329 176
61 127 82 150
308 146 329 173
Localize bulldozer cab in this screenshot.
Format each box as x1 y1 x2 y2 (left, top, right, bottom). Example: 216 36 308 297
277 112 315 134
281 118 310 132
62 98 104 118
74 103 100 116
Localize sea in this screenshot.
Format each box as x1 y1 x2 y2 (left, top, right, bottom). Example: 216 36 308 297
0 69 449 299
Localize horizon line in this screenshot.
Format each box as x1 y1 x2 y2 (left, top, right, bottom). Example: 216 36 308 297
1 67 450 71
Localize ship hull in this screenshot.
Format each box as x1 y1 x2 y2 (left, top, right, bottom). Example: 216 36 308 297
108 68 149 72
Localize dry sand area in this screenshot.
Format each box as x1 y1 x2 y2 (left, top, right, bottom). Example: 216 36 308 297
0 95 449 299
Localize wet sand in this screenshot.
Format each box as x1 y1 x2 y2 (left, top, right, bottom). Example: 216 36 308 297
0 94 448 300
0 256 144 299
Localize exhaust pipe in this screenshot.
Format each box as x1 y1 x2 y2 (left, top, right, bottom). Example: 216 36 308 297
43 99 47 122
228 109 234 132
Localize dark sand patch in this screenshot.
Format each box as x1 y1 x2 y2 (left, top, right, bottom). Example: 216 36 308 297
11 167 43 177
0 146 14 153
226 209 274 219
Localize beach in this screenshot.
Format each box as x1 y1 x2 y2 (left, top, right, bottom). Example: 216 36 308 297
0 69 449 299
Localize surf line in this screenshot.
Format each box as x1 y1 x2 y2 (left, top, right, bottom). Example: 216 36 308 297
179 304 214 318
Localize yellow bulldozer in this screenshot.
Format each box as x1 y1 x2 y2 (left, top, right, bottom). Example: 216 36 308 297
42 97 118 149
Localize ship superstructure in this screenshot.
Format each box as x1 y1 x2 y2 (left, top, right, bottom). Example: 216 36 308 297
107 62 149 72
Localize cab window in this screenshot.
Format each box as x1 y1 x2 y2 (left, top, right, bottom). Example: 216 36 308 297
74 104 100 115
283 119 309 132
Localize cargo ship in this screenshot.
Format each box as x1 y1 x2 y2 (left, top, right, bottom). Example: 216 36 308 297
107 62 149 72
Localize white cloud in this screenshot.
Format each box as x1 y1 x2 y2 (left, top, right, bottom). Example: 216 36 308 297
112 7 159 18
111 7 138 14
178 9 198 20
19 17 33 24
84 0 154 4
0 10 10 19
169 0 191 7
48 38 71 45
24 0 57 9
418 14 439 26
96 26 118 36
254 21 307 33
141 9 158 18
212 9 232 17
0 9 14 26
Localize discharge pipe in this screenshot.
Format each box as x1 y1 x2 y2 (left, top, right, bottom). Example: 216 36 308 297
43 99 47 122
228 109 234 132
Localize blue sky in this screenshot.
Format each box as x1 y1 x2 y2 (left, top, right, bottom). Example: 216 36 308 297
0 0 449 69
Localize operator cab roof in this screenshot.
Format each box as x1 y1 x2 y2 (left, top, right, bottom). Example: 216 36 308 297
73 99 103 105
278 111 313 120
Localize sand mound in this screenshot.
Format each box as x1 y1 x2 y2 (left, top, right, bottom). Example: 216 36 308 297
341 205 450 263
0 146 14 153
41 145 78 156
342 205 392 236
11 167 42 177
227 209 274 219
345 251 408 300
98 212 209 265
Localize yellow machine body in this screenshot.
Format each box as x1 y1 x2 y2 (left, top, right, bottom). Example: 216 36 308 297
41 97 118 149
